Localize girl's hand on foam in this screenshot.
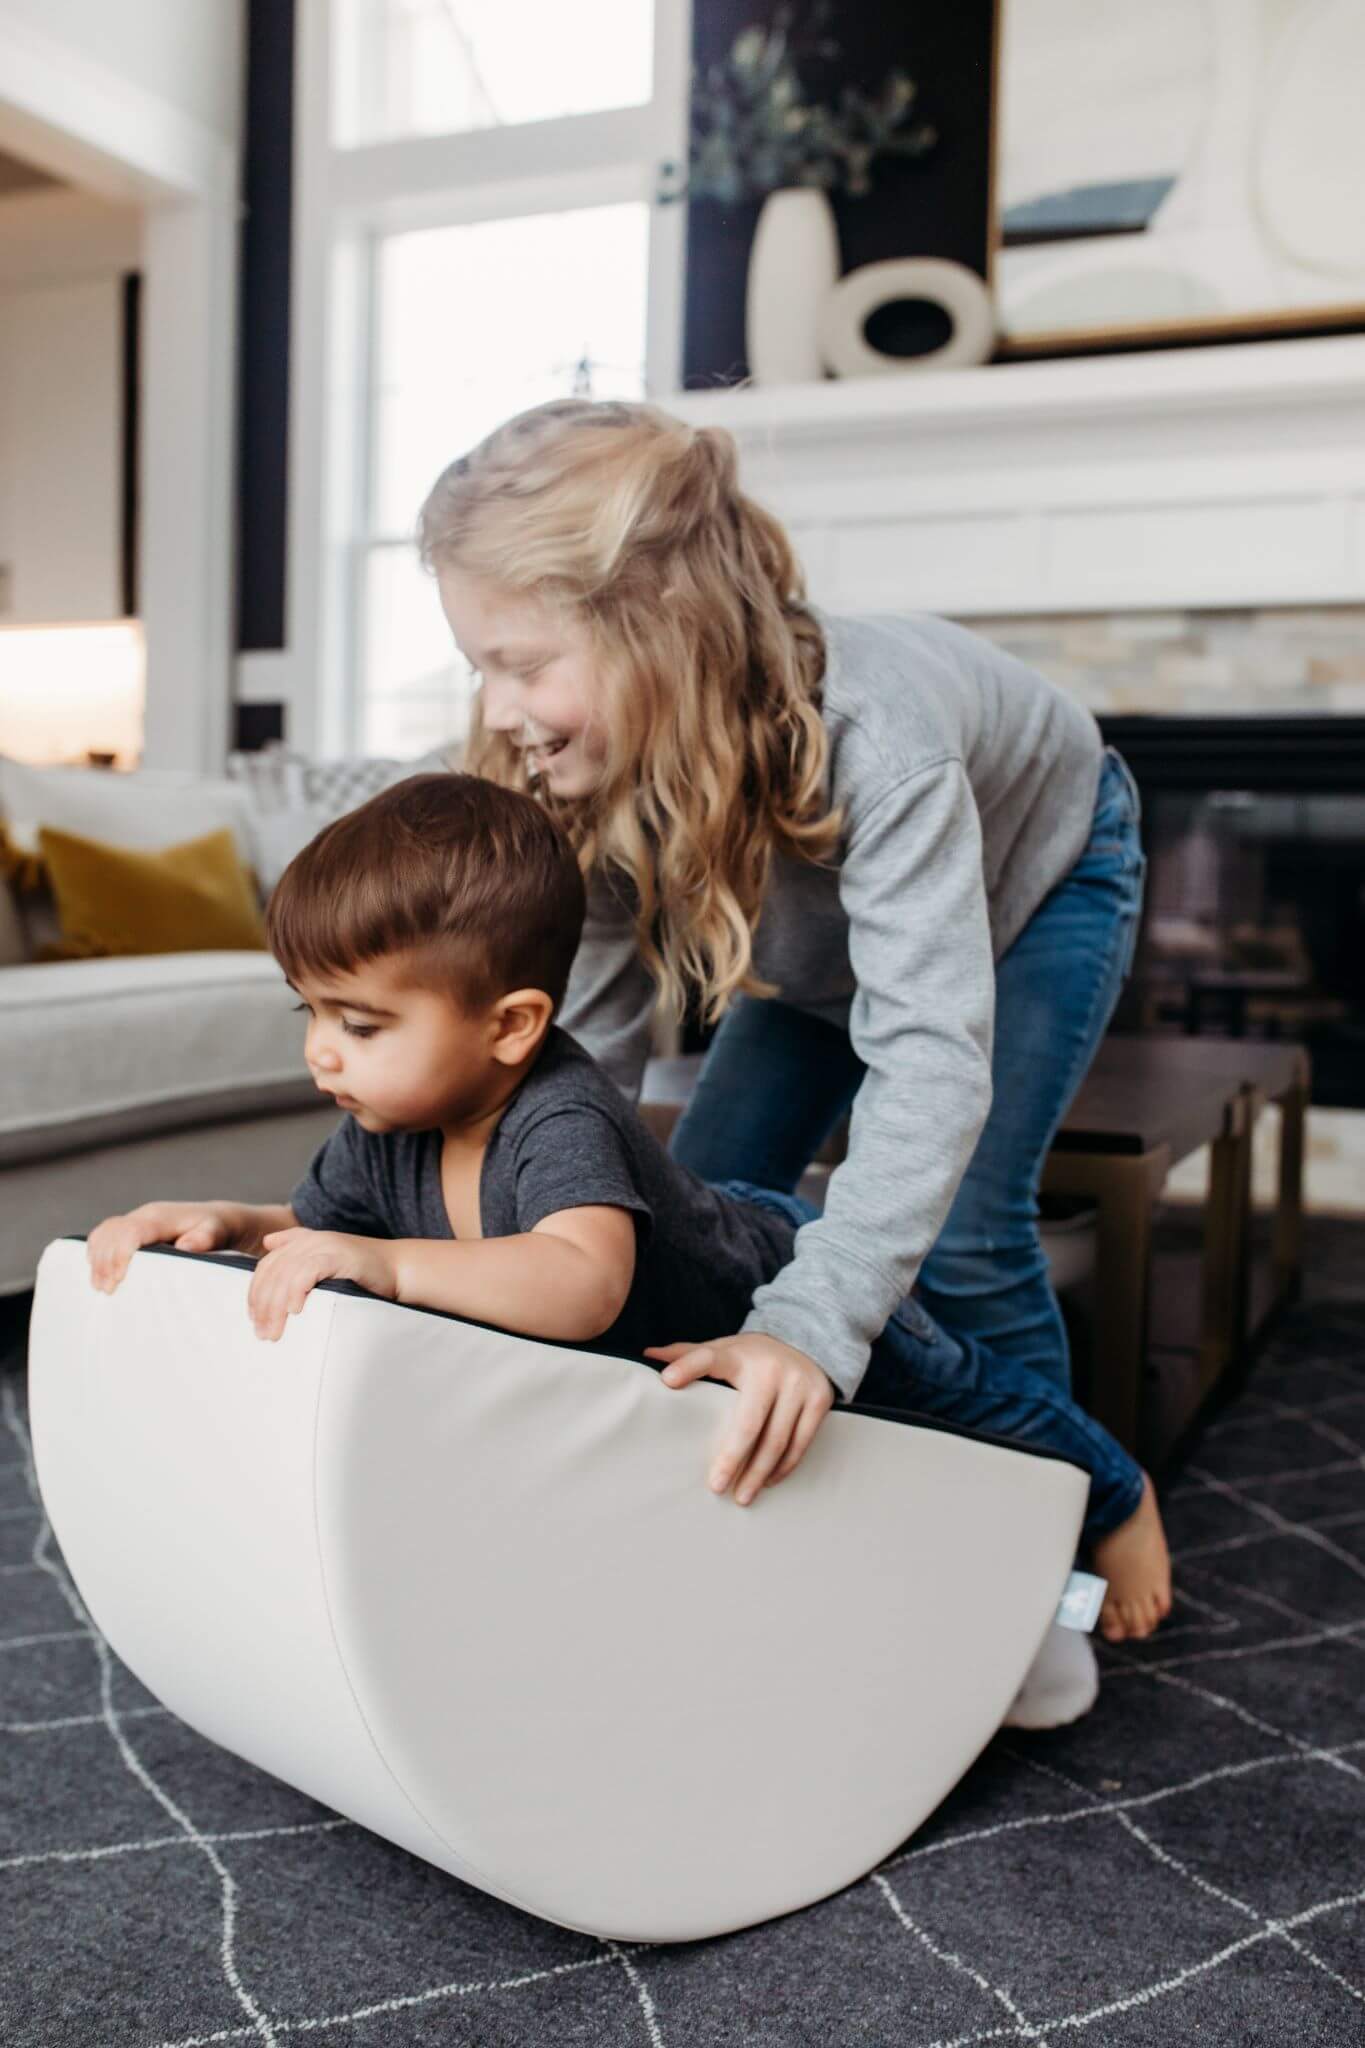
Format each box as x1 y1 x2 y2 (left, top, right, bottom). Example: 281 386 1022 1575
645 1332 836 1505
248 1227 398 1342
87 1201 238 1294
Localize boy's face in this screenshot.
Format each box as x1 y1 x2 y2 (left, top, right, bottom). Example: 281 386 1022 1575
436 568 608 799
289 956 501 1133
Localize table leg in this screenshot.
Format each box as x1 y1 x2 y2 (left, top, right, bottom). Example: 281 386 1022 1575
1200 1091 1254 1396
1272 1060 1309 1309
1041 1144 1171 1455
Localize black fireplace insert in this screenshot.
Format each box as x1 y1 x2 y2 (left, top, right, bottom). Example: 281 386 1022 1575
1101 716 1365 1110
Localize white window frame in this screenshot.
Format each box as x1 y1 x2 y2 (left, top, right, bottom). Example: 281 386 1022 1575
266 0 692 758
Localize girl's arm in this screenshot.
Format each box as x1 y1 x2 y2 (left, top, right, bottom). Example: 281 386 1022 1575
742 758 995 1402
388 1205 637 1343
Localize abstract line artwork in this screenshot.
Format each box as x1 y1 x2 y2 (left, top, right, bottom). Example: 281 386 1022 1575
992 0 1365 352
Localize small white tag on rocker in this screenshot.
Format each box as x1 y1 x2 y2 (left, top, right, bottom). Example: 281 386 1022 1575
1056 1570 1107 1633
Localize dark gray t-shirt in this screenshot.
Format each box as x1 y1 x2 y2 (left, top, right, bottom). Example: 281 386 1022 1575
289 1026 796 1361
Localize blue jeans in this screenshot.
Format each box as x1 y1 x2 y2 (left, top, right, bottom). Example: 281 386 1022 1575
672 747 1149 1539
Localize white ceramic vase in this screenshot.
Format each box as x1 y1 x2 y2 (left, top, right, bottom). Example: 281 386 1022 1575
744 186 840 386
818 257 997 375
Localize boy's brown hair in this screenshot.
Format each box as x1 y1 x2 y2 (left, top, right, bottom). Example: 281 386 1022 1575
265 772 586 1012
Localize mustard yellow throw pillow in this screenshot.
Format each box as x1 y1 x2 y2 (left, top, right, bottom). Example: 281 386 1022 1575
36 824 267 959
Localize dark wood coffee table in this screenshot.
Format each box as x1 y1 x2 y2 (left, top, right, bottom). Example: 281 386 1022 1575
1042 1036 1308 1453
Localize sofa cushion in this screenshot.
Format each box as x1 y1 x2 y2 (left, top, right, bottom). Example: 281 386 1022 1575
0 758 261 955
235 802 336 896
38 824 267 959
0 951 323 1167
0 757 255 861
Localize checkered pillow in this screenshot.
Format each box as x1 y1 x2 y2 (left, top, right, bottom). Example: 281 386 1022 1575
300 755 412 816
225 743 462 892
226 744 460 819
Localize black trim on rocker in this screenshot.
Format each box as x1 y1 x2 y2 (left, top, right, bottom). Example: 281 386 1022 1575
64 1237 1088 1473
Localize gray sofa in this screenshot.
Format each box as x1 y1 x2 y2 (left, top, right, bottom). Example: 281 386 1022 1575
0 948 338 1296
0 751 411 1296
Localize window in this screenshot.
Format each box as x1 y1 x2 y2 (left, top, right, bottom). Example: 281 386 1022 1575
310 0 687 757
333 0 654 148
360 202 650 756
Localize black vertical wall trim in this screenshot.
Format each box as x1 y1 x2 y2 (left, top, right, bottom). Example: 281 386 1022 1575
236 0 296 652
120 272 140 619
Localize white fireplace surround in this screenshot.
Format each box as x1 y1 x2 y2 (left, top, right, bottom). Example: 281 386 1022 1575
667 334 1365 621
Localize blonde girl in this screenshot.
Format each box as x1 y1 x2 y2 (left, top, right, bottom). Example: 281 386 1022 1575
417 398 1170 1680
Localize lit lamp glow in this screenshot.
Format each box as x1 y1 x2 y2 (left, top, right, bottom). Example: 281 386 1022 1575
0 620 145 767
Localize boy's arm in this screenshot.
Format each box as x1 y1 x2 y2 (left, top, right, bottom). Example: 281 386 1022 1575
387 1205 637 1343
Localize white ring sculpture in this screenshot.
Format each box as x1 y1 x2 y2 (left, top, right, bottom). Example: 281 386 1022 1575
30 1236 1086 1943
819 256 996 375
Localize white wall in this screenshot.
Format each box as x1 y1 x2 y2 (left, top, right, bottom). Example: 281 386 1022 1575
0 186 140 284
0 275 123 621
0 0 243 767
0 1 242 145
0 191 140 622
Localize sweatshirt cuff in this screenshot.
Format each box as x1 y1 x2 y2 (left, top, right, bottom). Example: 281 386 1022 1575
739 1300 870 1406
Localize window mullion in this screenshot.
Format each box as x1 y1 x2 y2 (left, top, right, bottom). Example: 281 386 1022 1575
346 234 382 753
337 159 658 240
330 102 668 219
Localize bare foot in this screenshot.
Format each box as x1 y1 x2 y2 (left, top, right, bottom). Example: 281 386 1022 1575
1091 1474 1173 1643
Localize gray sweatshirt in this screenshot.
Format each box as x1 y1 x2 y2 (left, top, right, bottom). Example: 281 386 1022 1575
558 608 1104 1402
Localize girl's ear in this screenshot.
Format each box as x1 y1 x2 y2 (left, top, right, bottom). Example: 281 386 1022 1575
490 988 554 1065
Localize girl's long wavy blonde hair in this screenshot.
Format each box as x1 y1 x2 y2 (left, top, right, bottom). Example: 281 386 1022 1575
417 397 841 1025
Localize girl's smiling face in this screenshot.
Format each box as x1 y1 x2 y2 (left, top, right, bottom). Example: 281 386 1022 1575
436 568 608 799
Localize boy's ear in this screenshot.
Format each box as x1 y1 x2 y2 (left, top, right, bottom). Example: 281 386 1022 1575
490 988 554 1065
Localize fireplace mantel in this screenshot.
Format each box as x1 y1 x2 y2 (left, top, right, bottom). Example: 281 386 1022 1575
667 335 1365 618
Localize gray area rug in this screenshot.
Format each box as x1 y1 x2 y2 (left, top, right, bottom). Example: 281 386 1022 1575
2 1227 1363 2046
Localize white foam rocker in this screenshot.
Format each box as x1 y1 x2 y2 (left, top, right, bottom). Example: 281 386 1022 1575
29 1235 1087 1944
